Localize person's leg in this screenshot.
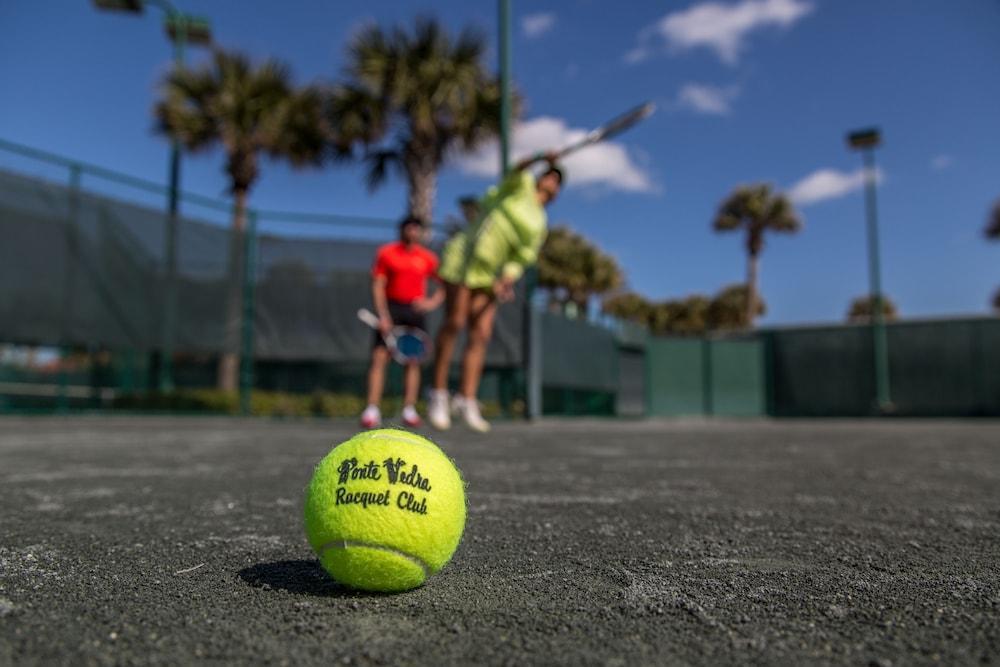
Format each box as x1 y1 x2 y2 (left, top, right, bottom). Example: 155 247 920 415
401 362 421 427
365 346 390 405
362 345 390 427
429 283 470 430
404 363 420 404
432 283 470 390
460 290 497 399
456 290 497 433
403 363 420 406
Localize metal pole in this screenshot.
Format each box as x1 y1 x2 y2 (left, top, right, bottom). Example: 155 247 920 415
498 0 511 175
239 210 258 416
498 0 541 419
862 149 892 412
58 164 83 413
160 12 185 392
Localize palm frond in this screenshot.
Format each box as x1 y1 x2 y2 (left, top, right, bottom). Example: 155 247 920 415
713 183 802 233
364 148 402 192
328 84 388 147
154 47 324 195
763 192 803 232
334 17 505 218
156 67 219 150
987 199 1000 239
263 86 328 167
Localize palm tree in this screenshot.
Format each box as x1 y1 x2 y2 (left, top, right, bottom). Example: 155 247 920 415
602 292 652 326
653 296 710 336
155 50 327 391
538 226 623 315
707 283 766 330
713 184 802 326
847 294 899 324
329 18 505 222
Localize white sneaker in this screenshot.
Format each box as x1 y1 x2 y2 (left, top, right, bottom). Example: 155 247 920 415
428 390 451 430
360 404 381 429
461 398 491 433
401 405 421 428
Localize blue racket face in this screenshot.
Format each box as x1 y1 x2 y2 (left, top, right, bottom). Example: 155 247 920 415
394 331 429 362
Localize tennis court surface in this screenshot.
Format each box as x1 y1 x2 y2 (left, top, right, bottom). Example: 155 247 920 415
1 417 997 665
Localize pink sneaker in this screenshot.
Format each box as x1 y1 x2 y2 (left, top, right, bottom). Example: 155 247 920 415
401 405 421 428
360 405 381 429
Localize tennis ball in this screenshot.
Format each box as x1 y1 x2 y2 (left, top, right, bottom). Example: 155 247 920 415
303 429 466 592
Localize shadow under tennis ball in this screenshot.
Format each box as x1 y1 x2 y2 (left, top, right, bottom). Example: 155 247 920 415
237 559 404 598
238 559 344 597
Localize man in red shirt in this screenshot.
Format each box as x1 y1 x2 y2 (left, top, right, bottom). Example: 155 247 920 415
361 216 443 428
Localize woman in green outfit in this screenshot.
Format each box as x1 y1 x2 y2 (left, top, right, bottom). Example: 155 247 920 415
429 152 563 432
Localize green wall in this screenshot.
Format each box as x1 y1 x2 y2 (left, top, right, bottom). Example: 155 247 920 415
647 338 765 417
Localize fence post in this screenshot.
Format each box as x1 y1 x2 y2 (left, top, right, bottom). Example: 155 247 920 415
526 295 542 418
57 164 83 413
239 210 259 416
643 339 653 417
160 151 180 393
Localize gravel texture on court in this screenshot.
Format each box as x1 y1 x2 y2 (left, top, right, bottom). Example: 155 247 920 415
0 417 998 666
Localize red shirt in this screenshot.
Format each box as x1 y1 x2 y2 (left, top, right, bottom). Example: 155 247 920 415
372 242 439 304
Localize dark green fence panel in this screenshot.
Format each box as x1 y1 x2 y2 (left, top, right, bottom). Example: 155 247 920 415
767 325 874 416
766 318 1000 417
885 319 1000 416
982 319 1000 416
616 347 646 417
540 312 618 391
647 339 705 416
709 339 765 416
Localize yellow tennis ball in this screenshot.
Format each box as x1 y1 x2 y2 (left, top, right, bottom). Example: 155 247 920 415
303 429 466 592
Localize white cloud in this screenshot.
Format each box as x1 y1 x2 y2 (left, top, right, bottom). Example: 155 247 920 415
522 13 556 39
457 116 655 193
677 83 740 115
788 167 882 206
626 0 814 65
930 154 954 171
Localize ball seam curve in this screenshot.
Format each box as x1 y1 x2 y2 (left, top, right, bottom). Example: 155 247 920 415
318 539 432 578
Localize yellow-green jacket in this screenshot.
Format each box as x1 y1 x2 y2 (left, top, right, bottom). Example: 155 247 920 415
438 170 547 289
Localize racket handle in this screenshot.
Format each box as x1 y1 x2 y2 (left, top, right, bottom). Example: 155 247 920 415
357 308 381 329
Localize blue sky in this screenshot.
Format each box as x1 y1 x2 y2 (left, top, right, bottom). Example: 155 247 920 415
1 0 998 324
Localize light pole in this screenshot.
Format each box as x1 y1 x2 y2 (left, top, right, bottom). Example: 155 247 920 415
498 0 511 176
846 127 892 413
497 0 540 420
93 0 212 392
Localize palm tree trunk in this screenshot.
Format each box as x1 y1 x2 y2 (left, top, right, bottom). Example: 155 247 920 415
407 160 436 223
217 188 248 392
745 252 759 327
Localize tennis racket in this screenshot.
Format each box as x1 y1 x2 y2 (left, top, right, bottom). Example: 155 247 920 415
357 308 433 365
551 101 656 159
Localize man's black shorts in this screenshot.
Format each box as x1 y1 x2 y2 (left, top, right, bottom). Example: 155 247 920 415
372 300 426 349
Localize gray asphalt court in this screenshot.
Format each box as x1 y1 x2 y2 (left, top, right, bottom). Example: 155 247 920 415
1 417 998 666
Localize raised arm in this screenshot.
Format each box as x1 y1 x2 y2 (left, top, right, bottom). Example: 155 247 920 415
513 150 559 173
